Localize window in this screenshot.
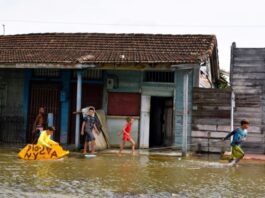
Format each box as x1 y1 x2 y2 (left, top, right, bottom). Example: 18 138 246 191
107 92 140 116
144 71 174 83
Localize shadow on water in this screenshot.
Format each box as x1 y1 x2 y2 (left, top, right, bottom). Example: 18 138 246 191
0 148 265 198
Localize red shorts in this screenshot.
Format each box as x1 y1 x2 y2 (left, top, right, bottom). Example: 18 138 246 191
122 134 131 142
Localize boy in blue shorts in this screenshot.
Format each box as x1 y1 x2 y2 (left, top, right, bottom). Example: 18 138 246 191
223 119 249 166
81 107 99 154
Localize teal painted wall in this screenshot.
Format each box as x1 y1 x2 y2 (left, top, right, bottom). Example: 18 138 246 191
174 70 193 148
102 70 142 112
103 70 142 145
60 70 71 144
103 70 178 147
106 70 142 92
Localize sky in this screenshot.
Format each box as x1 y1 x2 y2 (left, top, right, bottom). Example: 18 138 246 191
1 0 265 71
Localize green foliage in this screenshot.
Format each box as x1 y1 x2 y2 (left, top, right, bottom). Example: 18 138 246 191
215 72 229 89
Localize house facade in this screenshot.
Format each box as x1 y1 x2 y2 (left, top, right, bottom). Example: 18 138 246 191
0 33 219 153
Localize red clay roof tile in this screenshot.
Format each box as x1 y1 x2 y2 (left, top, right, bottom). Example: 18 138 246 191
0 33 218 65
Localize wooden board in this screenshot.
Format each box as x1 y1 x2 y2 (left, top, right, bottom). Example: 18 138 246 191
191 88 232 153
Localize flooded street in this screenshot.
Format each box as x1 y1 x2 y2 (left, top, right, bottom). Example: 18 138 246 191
0 148 265 198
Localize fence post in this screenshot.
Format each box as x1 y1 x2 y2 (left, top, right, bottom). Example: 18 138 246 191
230 91 235 131
230 91 235 148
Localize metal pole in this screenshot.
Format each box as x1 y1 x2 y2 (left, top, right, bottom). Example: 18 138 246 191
75 70 82 148
182 73 189 156
230 91 235 131
230 91 235 146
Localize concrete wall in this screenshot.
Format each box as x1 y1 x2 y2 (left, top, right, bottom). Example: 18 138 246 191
107 116 139 147
174 70 193 151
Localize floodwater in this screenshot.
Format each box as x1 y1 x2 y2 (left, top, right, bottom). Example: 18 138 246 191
0 148 265 198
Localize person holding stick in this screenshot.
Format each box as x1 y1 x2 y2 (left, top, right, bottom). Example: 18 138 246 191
81 107 99 154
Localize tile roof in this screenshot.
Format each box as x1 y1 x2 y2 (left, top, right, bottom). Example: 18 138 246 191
0 33 218 65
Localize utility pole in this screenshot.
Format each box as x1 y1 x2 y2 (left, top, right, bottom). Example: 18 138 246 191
2 24 5 35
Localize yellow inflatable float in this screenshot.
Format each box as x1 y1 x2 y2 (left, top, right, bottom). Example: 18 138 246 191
18 144 69 160
18 126 69 160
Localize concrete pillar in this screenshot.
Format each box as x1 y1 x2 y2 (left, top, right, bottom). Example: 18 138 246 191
174 69 193 156
75 70 82 148
60 70 71 144
139 95 151 148
23 69 32 142
182 73 189 156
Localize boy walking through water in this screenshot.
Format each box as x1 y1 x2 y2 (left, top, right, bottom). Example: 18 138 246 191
223 119 249 166
81 107 99 154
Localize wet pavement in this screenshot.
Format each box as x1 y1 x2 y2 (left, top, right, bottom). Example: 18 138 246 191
0 147 265 198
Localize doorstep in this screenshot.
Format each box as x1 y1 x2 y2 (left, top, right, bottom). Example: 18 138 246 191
223 151 265 161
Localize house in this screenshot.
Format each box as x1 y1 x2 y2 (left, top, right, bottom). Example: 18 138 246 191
230 42 265 154
0 33 219 153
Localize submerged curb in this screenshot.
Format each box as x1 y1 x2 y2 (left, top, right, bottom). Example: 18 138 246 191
223 151 265 161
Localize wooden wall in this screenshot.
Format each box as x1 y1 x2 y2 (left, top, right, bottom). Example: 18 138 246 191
192 88 232 153
231 43 265 154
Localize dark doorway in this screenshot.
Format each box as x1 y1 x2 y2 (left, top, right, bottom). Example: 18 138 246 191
27 82 61 143
149 97 173 147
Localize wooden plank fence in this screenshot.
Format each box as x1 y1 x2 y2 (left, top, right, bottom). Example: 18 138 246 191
191 88 232 153
230 43 265 154
191 44 265 154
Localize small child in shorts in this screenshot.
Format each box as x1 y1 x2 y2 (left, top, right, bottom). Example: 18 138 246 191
223 119 249 165
118 117 136 155
81 107 99 154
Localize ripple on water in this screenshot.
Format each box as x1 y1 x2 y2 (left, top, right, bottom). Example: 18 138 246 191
0 150 265 197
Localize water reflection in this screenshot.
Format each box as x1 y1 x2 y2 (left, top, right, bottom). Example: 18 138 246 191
0 148 264 197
